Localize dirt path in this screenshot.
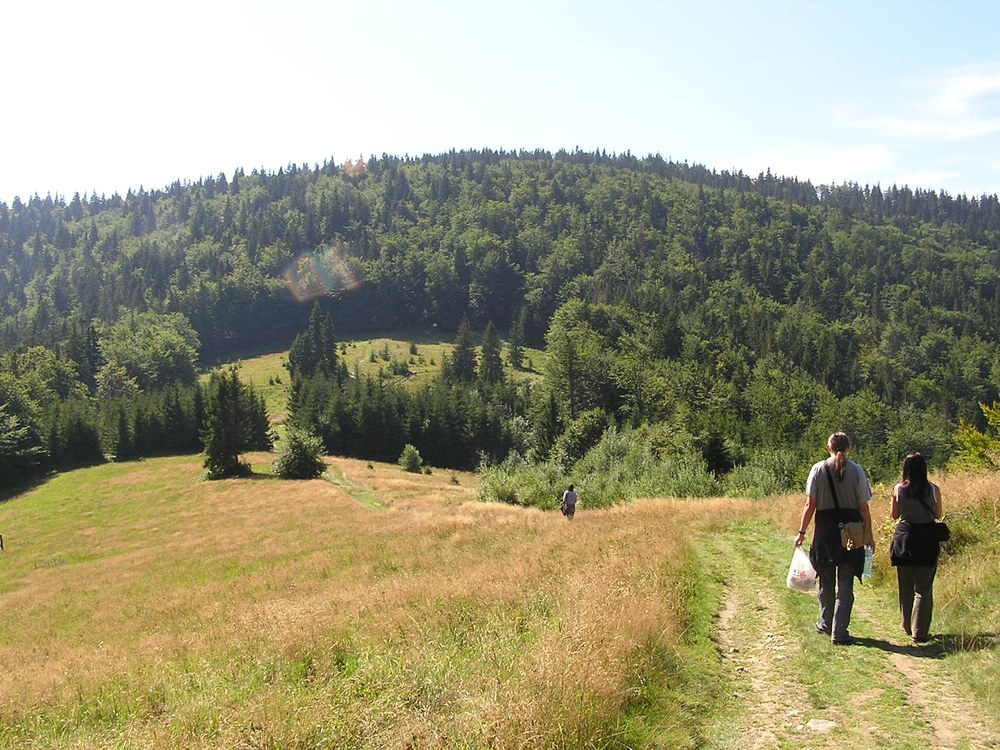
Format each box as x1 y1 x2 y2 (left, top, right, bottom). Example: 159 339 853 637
851 596 1000 750
704 533 843 749
701 525 1000 750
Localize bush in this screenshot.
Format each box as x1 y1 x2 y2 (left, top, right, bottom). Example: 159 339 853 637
399 443 423 473
551 408 609 471
477 427 720 509
722 447 801 498
478 465 519 504
478 458 564 508
722 464 786 499
272 428 327 479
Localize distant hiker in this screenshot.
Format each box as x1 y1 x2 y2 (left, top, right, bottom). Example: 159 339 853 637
890 452 942 644
795 432 874 645
561 484 578 519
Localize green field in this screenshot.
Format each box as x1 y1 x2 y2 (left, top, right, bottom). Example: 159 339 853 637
215 333 548 429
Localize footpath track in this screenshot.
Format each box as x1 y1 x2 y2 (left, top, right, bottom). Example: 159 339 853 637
699 522 1000 750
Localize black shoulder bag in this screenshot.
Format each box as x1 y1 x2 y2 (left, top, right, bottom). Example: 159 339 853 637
825 465 867 549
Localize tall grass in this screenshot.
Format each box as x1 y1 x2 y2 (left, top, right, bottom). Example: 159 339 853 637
0 454 735 749
928 472 1000 711
3 454 996 748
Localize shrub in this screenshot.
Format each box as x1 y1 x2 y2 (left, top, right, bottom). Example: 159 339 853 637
478 464 520 504
399 443 423 473
478 456 568 509
272 428 327 479
949 402 1000 472
551 408 609 471
722 447 801 498
722 464 786 499
477 427 720 509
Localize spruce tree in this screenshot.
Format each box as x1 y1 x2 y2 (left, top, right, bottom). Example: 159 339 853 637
478 321 503 385
202 367 269 479
507 313 525 370
445 318 477 384
287 302 339 383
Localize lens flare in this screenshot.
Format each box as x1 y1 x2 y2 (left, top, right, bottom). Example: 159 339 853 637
284 244 361 302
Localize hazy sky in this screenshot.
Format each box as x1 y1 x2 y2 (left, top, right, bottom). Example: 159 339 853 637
3 0 1000 203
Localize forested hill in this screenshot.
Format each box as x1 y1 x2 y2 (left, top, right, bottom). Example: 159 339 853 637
3 149 1000 358
2 149 1000 485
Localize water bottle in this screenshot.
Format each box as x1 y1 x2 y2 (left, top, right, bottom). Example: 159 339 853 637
863 546 874 579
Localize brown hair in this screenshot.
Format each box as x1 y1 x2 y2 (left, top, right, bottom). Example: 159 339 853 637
827 432 850 480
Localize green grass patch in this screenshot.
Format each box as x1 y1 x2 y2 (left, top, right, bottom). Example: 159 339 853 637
322 465 386 509
617 550 730 749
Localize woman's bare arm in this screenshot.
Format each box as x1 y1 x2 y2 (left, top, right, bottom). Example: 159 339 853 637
795 495 817 547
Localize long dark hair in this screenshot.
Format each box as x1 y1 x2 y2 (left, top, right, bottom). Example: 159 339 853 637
901 452 930 500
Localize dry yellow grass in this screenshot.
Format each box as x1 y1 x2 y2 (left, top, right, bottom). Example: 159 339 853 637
0 455 741 749
4 458 995 749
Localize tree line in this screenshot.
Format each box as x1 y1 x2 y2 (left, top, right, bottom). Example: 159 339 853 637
2 149 1000 494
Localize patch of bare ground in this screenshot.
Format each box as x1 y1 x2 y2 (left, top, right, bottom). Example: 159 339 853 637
707 536 842 749
884 652 999 749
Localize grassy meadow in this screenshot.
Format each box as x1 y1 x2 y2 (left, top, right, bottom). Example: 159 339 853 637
0 453 734 749
219 333 547 432
1 452 997 748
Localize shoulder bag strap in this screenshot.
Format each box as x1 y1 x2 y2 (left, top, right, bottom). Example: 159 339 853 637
824 464 841 509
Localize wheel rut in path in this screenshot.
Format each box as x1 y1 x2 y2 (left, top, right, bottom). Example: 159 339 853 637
706 535 842 749
852 598 1000 750
706 529 999 750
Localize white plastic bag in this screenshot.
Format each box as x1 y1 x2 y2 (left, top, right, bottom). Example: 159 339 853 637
786 546 817 592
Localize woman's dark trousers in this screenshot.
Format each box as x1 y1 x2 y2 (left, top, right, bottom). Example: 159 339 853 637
816 562 855 641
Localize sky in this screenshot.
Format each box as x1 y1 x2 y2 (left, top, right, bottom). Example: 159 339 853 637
3 0 1000 204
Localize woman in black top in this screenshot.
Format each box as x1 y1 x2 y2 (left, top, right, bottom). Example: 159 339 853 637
890 452 943 643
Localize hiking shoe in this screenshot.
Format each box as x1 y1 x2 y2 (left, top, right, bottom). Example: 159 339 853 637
815 624 830 635
832 635 856 646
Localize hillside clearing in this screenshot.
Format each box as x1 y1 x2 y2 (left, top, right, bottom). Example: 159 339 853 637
0 458 996 749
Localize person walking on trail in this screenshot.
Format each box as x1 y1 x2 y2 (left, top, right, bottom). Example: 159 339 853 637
795 432 874 645
561 484 578 519
890 452 942 644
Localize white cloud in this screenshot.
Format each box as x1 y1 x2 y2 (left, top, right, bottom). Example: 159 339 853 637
834 62 1000 142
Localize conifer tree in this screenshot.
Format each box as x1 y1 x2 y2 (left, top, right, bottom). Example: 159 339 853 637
287 302 339 383
478 321 503 385
531 389 561 461
507 312 525 370
445 318 477 384
202 367 270 479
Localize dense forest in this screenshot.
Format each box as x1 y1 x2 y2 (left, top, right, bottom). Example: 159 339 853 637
2 149 1000 497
